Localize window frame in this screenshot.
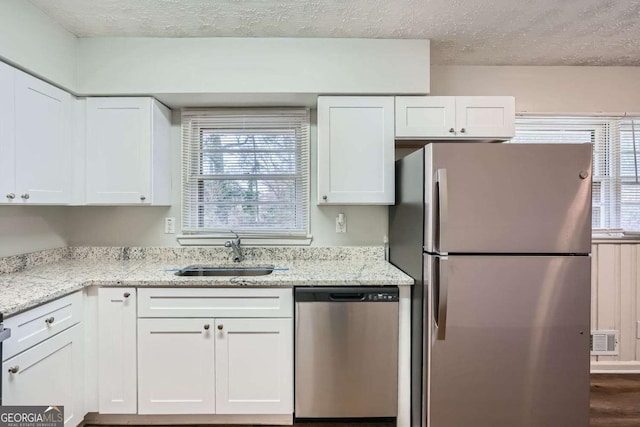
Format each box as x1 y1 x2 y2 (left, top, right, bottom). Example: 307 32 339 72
179 108 312 245
513 115 640 236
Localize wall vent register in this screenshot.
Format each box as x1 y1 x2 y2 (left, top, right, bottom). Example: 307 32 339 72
590 330 619 355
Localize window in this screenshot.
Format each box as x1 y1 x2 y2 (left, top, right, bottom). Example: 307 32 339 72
513 116 640 234
182 109 310 238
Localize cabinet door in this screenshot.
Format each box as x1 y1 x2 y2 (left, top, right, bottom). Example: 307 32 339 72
14 70 72 204
455 96 515 138
0 61 15 203
395 96 456 138
2 324 84 426
85 98 152 204
98 288 137 414
215 318 293 414
317 96 394 205
138 318 215 414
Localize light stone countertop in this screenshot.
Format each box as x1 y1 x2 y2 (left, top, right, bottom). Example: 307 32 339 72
0 249 414 317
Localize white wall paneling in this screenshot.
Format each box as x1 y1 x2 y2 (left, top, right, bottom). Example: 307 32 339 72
591 242 640 369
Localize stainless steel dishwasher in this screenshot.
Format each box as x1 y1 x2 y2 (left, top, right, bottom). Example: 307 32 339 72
295 287 399 418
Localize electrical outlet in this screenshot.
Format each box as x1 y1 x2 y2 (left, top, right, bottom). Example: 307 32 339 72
336 213 347 233
165 217 175 234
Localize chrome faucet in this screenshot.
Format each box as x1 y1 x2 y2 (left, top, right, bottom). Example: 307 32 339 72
225 231 243 262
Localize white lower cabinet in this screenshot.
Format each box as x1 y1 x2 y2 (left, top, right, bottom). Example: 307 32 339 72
215 318 293 414
2 324 84 426
137 318 216 415
97 288 137 414
134 288 294 417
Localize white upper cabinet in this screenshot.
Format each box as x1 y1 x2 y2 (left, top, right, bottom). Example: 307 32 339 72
85 97 171 205
317 96 395 205
0 61 15 203
12 70 72 204
395 96 515 140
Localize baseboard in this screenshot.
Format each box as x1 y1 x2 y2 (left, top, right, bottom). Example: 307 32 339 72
591 361 640 374
82 412 294 425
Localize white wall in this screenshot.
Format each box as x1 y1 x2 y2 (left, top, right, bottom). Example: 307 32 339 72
65 110 389 247
431 65 640 113
0 0 78 91
78 37 430 96
0 207 68 257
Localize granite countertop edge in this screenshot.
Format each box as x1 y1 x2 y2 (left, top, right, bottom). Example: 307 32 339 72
0 259 414 317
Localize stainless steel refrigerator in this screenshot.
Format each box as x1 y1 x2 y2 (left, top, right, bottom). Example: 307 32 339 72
389 143 592 427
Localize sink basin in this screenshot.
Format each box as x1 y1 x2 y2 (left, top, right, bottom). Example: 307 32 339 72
175 265 275 277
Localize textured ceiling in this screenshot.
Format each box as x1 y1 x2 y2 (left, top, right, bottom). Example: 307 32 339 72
29 0 640 65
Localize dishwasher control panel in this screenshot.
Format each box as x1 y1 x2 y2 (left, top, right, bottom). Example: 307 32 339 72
367 292 399 302
295 286 399 302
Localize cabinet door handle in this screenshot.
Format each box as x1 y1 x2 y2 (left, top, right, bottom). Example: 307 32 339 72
322 195 327 201
217 324 224 331
45 316 55 325
123 292 131 298
204 324 210 330
449 128 455 133
21 193 30 200
6 193 15 200
140 195 146 202
8 366 19 374
460 128 466 133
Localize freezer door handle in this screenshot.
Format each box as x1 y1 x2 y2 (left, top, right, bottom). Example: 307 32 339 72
435 168 449 254
436 257 449 340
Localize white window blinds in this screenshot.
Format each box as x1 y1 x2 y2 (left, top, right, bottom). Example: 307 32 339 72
182 108 310 237
620 119 640 231
513 115 640 233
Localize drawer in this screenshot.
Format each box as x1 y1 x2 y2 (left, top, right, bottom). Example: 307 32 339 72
137 288 293 318
3 291 83 361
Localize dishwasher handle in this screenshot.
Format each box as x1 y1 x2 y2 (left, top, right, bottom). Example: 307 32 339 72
329 293 365 301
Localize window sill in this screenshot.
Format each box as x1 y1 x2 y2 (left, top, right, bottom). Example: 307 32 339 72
592 233 640 243
177 234 313 246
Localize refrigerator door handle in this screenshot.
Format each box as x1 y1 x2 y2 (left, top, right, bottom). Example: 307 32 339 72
435 168 449 254
436 257 449 340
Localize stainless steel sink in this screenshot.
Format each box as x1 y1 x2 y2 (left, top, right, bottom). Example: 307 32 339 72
174 265 275 277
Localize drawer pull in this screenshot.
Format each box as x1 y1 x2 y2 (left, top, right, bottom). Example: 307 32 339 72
204 324 210 330
123 292 131 298
217 324 224 331
8 365 19 374
45 316 55 325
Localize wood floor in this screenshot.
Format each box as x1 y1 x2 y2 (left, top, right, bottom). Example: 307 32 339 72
86 374 640 427
591 374 640 426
